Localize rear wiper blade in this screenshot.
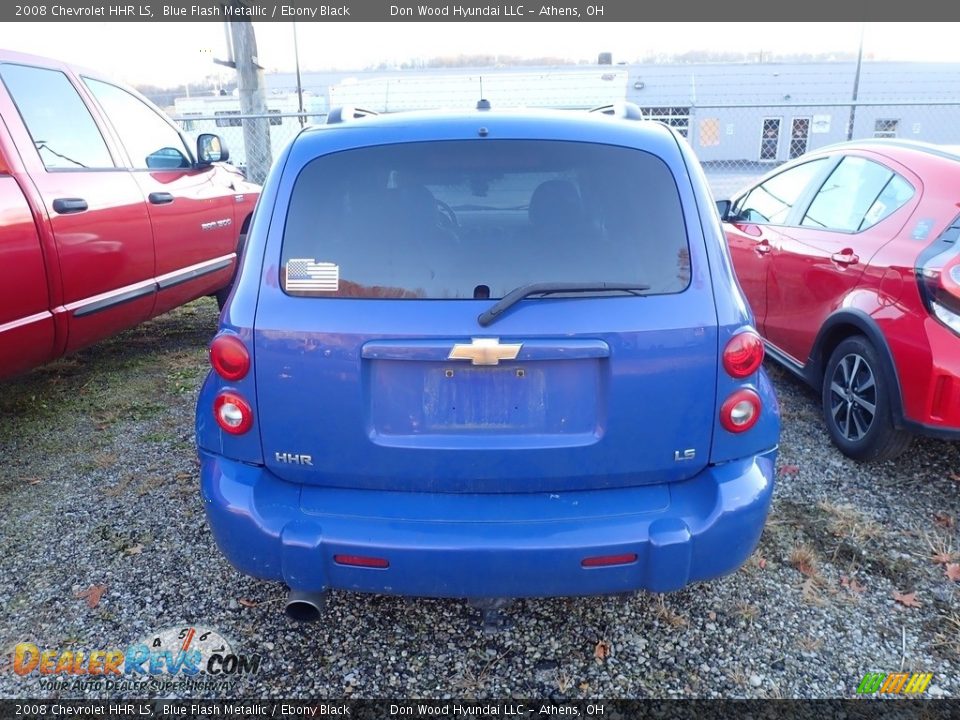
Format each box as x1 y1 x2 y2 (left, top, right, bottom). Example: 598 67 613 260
478 282 651 327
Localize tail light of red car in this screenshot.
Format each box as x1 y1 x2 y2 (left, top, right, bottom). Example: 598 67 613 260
918 224 960 335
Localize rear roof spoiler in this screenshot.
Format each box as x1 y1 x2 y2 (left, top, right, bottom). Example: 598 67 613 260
588 102 644 120
326 106 379 124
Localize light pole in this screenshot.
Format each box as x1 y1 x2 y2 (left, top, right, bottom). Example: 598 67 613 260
293 22 305 126
847 22 866 141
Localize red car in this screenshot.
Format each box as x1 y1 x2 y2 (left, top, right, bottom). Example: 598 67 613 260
719 140 960 461
0 50 258 380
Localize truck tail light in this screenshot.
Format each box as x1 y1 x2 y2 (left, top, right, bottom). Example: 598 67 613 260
214 391 254 435
720 389 762 433
723 331 764 378
210 335 250 381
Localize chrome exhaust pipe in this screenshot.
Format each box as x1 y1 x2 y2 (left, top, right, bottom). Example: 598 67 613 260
285 590 328 622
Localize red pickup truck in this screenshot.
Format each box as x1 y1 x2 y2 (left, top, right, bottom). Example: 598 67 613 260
0 50 259 380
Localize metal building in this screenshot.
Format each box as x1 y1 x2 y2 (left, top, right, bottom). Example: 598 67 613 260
260 60 960 163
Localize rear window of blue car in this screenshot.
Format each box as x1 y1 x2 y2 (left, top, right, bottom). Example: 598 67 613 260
280 140 689 299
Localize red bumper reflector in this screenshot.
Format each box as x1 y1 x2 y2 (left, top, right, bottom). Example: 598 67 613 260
334 554 389 569
581 552 638 568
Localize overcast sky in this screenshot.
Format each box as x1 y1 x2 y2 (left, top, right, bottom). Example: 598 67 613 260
6 22 960 86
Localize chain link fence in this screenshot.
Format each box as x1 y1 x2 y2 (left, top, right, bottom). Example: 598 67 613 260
173 100 960 195
174 111 322 183
689 101 960 198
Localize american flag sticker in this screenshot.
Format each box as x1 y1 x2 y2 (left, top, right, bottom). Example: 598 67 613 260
285 258 339 292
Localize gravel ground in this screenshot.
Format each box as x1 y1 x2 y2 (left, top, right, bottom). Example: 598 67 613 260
0 297 958 700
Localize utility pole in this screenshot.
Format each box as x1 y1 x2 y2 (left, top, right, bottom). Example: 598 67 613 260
221 15 272 183
847 22 866 141
293 22 305 127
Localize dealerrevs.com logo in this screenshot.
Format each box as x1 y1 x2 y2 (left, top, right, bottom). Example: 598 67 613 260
12 625 262 692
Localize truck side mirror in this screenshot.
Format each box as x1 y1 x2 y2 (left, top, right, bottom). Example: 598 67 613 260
197 134 229 166
716 199 732 221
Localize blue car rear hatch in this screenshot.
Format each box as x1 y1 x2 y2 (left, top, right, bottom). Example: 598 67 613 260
251 118 720 493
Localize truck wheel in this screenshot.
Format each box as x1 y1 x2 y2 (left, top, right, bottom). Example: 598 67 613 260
821 336 912 462
215 233 246 310
215 285 231 311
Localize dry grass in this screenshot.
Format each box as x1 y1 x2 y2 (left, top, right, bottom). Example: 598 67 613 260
797 635 824 653
103 474 134 497
451 650 512 696
799 577 827 606
726 667 749 687
789 543 820 577
763 684 785 699
555 669 574 694
653 594 688 628
817 501 885 544
91 451 118 469
921 531 958 565
734 601 760 623
934 612 960 658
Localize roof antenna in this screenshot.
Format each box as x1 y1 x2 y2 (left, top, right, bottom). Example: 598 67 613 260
476 76 491 111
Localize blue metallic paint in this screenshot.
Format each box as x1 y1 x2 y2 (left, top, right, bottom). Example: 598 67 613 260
197 110 780 598
200 447 775 597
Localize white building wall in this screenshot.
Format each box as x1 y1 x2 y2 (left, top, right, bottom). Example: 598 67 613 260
179 61 960 167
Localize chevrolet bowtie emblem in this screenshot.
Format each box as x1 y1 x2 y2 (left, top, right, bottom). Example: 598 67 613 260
447 338 522 366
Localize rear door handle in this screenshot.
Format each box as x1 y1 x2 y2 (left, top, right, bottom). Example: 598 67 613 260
755 240 772 254
831 250 859 266
52 198 88 214
148 192 174 205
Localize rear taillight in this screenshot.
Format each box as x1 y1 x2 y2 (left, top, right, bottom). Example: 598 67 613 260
723 331 764 378
720 389 761 433
210 335 250 381
917 215 960 335
919 254 960 335
214 391 254 435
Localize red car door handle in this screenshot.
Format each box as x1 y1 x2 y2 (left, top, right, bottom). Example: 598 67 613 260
831 250 859 266
148 192 174 205
755 240 772 254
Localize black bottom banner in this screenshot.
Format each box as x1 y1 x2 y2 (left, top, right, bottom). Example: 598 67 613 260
4 699 957 720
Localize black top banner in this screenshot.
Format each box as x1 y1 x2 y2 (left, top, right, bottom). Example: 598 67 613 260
3 0 958 22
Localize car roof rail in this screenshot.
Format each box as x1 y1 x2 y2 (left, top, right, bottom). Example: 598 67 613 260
588 102 644 120
326 106 379 124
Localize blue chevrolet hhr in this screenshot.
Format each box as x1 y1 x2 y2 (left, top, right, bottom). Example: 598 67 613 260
196 103 780 621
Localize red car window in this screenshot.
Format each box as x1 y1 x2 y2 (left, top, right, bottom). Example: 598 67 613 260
801 156 913 232
736 158 829 224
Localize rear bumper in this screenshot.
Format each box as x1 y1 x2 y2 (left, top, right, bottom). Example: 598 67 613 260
199 448 776 598
896 317 960 438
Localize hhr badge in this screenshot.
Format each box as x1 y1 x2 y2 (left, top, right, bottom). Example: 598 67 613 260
275 452 312 465
447 338 522 366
